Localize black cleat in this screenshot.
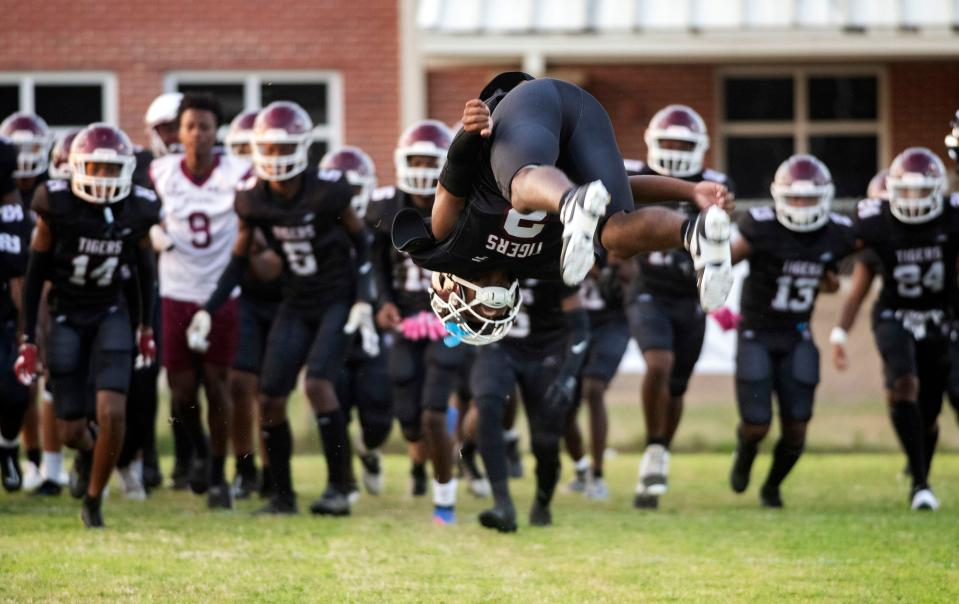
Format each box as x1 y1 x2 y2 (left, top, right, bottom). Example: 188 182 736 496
505 439 523 479
410 464 428 497
529 501 552 527
208 482 234 510
188 455 210 495
69 450 93 500
170 457 192 491
81 494 104 528
633 493 659 509
142 456 163 491
479 504 518 533
0 445 22 492
31 479 63 497
310 485 352 516
760 484 783 508
258 466 274 500
730 438 758 494
253 494 298 515
232 470 260 500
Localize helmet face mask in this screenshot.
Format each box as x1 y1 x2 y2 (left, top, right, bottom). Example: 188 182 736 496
867 169 890 201
644 105 709 178
69 123 136 205
224 110 259 162
946 109 959 165
0 112 53 178
428 272 521 346
319 146 377 218
394 120 451 196
771 154 834 232
887 147 946 225
251 102 313 182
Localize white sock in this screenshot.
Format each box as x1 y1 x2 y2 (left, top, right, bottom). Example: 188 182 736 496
432 478 458 507
41 452 63 481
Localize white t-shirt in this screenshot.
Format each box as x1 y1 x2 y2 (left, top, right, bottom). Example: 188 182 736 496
151 154 251 303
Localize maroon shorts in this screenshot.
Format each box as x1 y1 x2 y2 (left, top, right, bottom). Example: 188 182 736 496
161 297 238 373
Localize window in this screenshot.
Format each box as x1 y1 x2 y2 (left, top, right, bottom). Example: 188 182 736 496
165 71 343 166
718 67 885 201
0 73 117 133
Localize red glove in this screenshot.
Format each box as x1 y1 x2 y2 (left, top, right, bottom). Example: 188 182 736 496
14 343 38 386
136 327 156 369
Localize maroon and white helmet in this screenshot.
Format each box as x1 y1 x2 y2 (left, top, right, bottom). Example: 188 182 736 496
429 272 521 345
866 169 889 201
394 119 452 196
69 123 136 204
48 128 82 180
320 146 376 217
224 110 259 161
770 154 834 232
251 101 313 182
644 105 709 178
0 112 53 178
144 92 183 157
887 147 946 224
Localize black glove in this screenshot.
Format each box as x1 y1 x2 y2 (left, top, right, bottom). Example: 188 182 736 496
597 264 622 305
543 373 577 430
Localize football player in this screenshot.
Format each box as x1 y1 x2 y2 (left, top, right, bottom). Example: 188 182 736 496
224 110 258 162
394 73 734 347
469 277 589 531
188 101 376 516
0 134 30 492
626 105 734 508
366 120 470 522
150 94 251 508
322 146 393 498
14 123 159 527
832 148 957 511
728 154 856 508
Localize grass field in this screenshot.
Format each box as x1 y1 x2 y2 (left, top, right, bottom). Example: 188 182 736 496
2 452 958 603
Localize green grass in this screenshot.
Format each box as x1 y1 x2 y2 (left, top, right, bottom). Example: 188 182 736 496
2 452 958 603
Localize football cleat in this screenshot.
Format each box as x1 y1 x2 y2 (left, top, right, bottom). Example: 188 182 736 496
188 455 211 495
310 485 352 516
760 484 783 508
528 501 552 527
207 482 234 510
170 456 192 491
258 466 274 499
31 479 62 497
566 468 589 494
81 494 104 529
22 460 42 491
684 206 732 312
142 453 163 491
478 504 518 533
585 477 609 501
231 470 261 500
358 450 383 496
730 436 758 494
559 180 610 286
432 505 456 525
633 491 659 510
253 494 298 516
458 447 490 498
0 445 22 492
911 487 940 511
69 450 93 499
116 463 147 501
639 444 670 496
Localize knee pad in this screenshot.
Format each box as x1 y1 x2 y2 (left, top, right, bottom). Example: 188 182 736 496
791 339 820 387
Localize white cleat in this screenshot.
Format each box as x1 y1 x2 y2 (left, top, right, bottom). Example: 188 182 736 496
358 450 384 496
639 444 670 496
22 461 42 491
911 488 940 511
469 477 491 498
117 461 146 501
684 206 732 312
585 477 609 501
559 180 611 285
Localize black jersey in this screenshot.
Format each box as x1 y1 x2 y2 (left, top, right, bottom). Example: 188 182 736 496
738 206 856 332
504 278 577 354
580 265 625 326
626 159 733 299
235 167 355 311
366 186 432 317
0 201 31 321
133 148 156 188
32 179 160 318
0 137 16 197
855 196 959 314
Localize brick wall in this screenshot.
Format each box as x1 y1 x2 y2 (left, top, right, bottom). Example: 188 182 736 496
0 0 400 180
888 61 959 163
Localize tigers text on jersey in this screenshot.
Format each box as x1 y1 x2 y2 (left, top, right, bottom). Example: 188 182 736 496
32 179 160 317
366 186 433 317
506 278 578 353
855 196 959 314
235 167 356 312
737 206 856 332
151 154 250 303
0 200 31 321
627 159 733 300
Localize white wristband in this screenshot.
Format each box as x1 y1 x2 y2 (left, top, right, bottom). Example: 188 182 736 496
829 327 848 346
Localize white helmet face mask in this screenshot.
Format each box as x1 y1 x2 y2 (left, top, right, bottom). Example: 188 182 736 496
771 180 834 232
888 172 944 224
10 132 52 178
394 147 445 196
645 132 708 178
70 151 136 205
346 171 377 218
429 273 521 345
252 132 310 182
225 130 252 161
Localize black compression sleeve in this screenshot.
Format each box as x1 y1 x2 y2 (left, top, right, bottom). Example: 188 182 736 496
202 254 247 313
438 128 484 198
351 229 376 304
21 250 53 343
135 246 157 327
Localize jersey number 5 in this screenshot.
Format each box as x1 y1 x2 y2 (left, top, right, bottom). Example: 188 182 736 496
282 241 318 276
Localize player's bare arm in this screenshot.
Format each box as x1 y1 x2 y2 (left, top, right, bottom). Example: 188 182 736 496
831 258 876 370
